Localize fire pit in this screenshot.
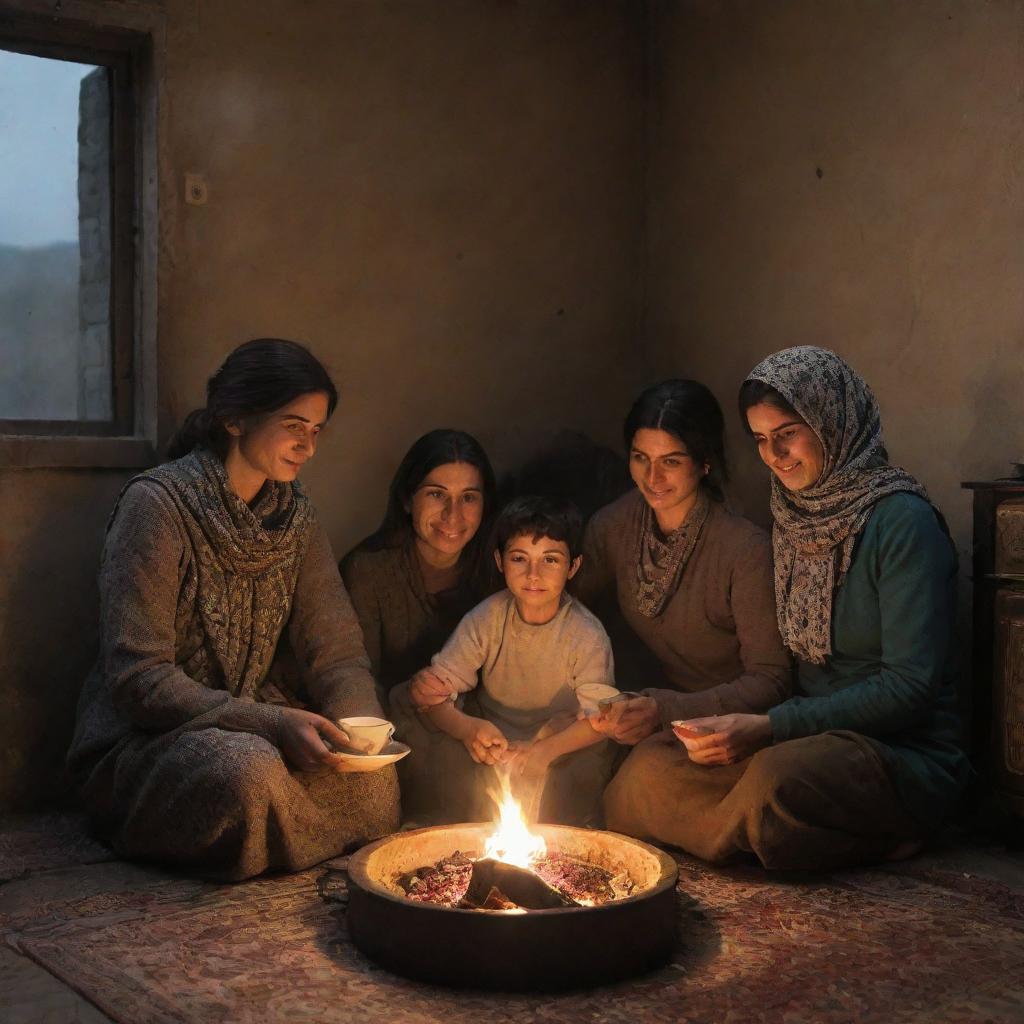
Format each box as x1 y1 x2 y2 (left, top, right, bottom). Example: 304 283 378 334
345 814 678 990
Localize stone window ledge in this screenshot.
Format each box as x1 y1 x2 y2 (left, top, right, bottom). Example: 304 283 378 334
0 435 157 469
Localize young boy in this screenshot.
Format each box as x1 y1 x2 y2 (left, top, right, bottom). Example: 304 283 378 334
392 495 617 826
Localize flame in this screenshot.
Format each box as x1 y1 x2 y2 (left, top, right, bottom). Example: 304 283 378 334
482 773 546 869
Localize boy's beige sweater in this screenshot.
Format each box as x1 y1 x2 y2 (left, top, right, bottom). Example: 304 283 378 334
430 591 613 740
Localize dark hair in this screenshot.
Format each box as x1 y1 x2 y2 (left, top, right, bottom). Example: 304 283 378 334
493 495 583 560
737 379 799 433
167 338 338 460
623 379 729 502
364 428 496 556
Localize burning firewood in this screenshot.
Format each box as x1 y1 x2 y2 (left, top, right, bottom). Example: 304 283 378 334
398 850 632 908
477 887 519 910
459 857 578 910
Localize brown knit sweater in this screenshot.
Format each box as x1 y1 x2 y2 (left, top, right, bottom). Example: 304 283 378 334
576 490 792 724
340 541 476 700
67 478 396 878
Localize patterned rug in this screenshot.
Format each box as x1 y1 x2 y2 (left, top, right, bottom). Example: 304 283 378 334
2 844 1023 1024
0 811 115 882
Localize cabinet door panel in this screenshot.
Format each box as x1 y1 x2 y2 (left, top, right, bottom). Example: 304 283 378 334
996 499 1024 576
994 590 1024 779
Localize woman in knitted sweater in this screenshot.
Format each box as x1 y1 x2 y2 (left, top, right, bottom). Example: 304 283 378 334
340 429 497 709
605 348 969 868
68 340 399 880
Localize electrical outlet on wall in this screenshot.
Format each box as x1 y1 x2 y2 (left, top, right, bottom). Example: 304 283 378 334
185 172 208 205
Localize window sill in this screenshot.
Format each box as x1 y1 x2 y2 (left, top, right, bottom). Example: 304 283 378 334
0 435 158 469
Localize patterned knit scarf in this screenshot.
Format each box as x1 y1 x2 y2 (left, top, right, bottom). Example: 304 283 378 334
634 487 712 618
129 447 313 697
745 346 929 665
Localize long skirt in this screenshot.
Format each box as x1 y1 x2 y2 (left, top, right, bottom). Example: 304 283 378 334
81 726 400 881
390 683 618 827
604 729 920 870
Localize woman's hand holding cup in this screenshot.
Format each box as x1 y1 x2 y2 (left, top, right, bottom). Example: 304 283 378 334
591 694 660 745
671 714 772 765
277 708 355 772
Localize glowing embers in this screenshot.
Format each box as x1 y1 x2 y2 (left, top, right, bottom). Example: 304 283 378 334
398 777 634 911
399 848 633 909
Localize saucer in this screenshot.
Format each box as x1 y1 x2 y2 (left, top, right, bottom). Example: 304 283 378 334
331 740 410 773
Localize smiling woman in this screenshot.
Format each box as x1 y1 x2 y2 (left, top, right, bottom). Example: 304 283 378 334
407 461 486 570
221 391 328 501
745 399 825 492
67 339 399 880
340 429 497 706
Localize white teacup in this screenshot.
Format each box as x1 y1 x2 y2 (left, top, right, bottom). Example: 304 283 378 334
576 683 620 718
336 716 395 756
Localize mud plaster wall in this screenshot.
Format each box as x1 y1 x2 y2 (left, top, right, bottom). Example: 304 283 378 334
644 0 1024 706
0 0 647 810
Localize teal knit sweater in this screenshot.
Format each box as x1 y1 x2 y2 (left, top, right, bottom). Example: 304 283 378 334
768 492 970 829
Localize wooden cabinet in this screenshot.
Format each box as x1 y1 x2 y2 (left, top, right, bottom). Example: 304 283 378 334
963 480 1024 818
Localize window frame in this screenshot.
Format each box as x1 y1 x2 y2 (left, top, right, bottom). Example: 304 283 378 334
0 5 156 466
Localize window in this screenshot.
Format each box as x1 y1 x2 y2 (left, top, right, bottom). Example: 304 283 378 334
0 8 155 465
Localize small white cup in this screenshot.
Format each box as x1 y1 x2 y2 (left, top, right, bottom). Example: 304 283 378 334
336 716 395 756
576 683 621 718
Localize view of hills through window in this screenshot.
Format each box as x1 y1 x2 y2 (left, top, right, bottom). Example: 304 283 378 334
0 48 112 421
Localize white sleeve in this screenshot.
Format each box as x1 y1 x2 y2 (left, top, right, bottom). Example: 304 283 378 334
429 601 493 693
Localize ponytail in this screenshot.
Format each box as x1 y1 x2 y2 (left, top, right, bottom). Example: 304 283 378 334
166 408 225 460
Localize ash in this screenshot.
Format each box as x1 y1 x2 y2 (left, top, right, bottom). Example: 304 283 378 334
399 851 634 908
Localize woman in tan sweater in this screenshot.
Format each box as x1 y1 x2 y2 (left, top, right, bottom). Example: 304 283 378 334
340 429 497 709
577 379 791 748
68 340 399 881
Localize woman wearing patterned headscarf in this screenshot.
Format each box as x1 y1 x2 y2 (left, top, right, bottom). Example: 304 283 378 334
68 340 399 880
605 347 969 869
